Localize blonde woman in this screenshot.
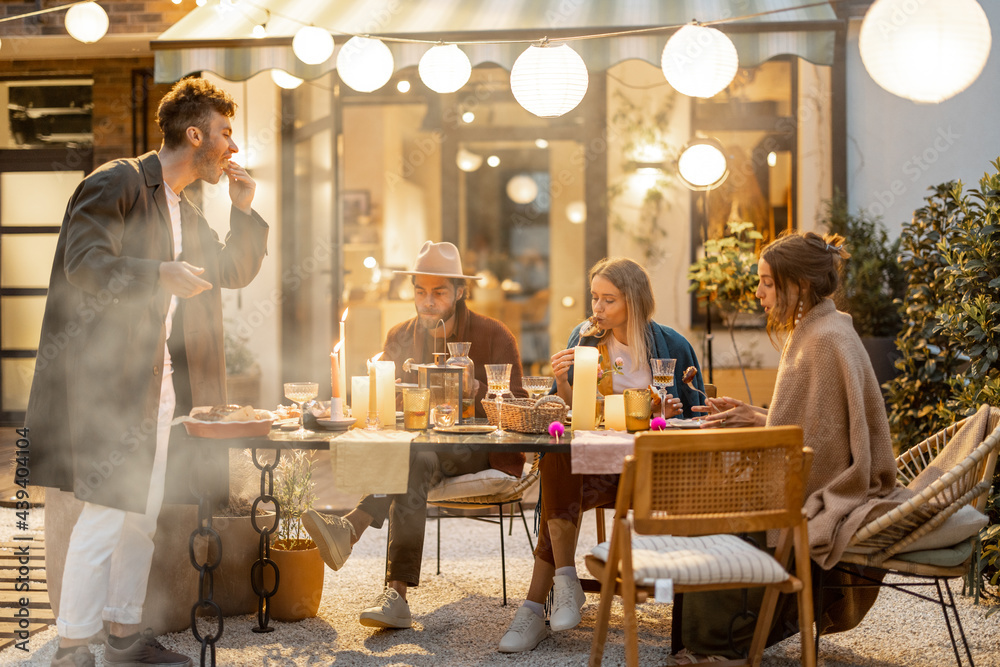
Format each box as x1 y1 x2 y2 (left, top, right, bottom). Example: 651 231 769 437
499 257 704 653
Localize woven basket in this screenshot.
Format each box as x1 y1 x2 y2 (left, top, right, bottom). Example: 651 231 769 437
483 395 569 434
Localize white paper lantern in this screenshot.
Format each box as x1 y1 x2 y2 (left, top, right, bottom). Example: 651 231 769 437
337 37 395 93
661 24 738 98
506 175 539 204
860 0 991 104
419 44 472 93
270 70 304 90
456 148 483 172
292 26 334 66
510 43 589 118
65 2 109 44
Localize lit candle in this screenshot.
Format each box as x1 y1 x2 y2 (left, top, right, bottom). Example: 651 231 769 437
331 342 343 399
571 346 599 431
368 353 380 424
339 308 348 405
375 360 396 429
352 376 369 428
605 394 626 431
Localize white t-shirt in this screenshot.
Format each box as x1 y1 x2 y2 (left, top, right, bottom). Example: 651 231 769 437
162 183 183 373
605 334 652 394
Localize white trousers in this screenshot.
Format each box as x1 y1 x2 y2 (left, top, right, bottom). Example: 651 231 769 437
56 370 175 639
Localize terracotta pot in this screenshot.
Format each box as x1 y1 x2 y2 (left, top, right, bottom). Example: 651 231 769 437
262 539 324 621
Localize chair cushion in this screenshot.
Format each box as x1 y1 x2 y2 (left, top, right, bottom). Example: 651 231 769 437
427 468 520 502
895 539 974 568
588 534 790 586
898 505 988 553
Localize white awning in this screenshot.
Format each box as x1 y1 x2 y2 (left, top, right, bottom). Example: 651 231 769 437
152 0 840 83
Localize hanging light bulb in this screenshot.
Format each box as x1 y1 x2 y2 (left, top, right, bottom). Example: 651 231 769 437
510 43 589 118
859 0 991 104
65 2 109 44
196 0 206 6
418 44 472 94
456 149 483 172
252 24 267 39
337 37 394 93
292 26 334 65
661 24 738 98
506 175 539 204
270 69 304 90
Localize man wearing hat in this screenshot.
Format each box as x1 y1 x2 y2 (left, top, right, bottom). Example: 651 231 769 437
303 241 526 629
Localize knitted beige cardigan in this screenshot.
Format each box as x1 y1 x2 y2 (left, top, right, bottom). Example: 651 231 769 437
766 299 909 569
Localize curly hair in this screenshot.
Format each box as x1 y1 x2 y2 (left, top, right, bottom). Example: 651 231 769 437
587 257 655 372
156 77 237 148
760 230 851 342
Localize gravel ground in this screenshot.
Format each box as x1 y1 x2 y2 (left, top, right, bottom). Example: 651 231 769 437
2 506 998 666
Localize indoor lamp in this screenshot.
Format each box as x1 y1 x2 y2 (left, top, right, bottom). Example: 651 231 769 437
510 43 589 118
859 0 991 104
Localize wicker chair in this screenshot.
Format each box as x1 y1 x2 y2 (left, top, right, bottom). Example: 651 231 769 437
819 406 1000 667
587 426 815 667
427 453 540 605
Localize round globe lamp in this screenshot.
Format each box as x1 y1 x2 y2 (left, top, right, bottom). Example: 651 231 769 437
65 2 109 44
677 138 729 191
859 0 991 104
456 149 483 172
506 175 539 204
661 24 738 98
270 70 304 90
510 43 589 118
292 26 334 65
337 37 395 93
419 44 472 93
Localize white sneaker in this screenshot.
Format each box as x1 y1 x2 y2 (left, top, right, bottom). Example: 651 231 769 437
498 607 547 653
301 509 355 571
550 574 586 632
359 587 412 628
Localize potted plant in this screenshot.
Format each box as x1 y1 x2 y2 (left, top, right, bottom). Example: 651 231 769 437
224 325 261 406
820 195 907 385
688 220 763 402
263 449 325 621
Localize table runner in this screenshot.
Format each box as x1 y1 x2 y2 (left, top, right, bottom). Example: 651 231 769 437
571 430 635 474
330 429 416 495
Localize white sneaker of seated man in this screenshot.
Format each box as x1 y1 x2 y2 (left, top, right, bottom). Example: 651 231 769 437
359 587 412 629
301 509 355 571
498 575 586 653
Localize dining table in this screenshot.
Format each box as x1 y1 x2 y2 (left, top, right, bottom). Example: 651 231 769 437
181 419 574 666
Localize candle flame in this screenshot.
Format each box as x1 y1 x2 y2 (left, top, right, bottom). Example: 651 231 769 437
367 351 383 369
333 341 343 354
341 307 349 322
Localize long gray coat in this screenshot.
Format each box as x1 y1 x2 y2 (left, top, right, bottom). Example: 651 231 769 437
25 151 268 512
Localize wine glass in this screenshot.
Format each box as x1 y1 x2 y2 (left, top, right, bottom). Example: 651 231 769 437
485 364 512 437
283 382 319 439
649 359 677 421
522 376 554 401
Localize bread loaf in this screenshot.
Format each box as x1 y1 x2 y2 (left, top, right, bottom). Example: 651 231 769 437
198 404 258 422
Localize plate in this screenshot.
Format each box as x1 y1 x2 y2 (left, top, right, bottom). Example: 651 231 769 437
316 417 355 431
665 418 705 429
433 424 496 434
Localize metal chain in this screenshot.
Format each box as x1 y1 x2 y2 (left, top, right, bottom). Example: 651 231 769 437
189 478 224 666
249 447 281 633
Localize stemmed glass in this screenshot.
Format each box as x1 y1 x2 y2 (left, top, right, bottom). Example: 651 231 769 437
649 359 677 421
522 376 554 401
485 364 512 437
283 382 319 439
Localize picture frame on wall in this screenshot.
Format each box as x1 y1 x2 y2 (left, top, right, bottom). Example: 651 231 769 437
343 189 371 226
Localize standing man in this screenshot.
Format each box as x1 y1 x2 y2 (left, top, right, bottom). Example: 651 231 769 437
303 241 526 630
26 77 269 667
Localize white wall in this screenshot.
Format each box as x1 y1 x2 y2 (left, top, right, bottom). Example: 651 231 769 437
846 3 1000 237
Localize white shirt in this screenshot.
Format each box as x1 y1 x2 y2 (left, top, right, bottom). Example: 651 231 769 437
162 183 183 373
605 334 652 394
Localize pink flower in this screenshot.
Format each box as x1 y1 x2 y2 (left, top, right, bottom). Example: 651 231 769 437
613 357 625 374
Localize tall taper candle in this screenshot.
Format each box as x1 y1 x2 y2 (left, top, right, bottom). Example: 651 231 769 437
339 308 348 410
571 346 599 431
331 342 343 399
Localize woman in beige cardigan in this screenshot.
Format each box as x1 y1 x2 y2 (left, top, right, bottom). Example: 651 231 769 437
674 231 908 663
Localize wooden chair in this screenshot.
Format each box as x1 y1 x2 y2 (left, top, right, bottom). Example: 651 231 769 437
587 426 815 667
427 453 540 606
820 406 1000 666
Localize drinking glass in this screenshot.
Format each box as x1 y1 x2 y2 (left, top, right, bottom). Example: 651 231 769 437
402 387 430 430
522 376 554 400
485 363 512 437
283 382 319 438
649 358 677 421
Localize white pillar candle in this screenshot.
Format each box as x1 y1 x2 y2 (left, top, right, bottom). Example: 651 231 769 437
571 345 599 431
339 308 348 409
352 376 369 429
605 394 626 431
375 360 396 429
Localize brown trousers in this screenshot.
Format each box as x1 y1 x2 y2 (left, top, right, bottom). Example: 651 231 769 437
357 447 490 586
533 452 619 565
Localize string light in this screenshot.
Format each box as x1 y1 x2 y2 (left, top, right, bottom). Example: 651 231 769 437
510 43 588 117
661 23 738 98
336 36 394 92
65 2 109 44
292 26 334 65
418 44 472 93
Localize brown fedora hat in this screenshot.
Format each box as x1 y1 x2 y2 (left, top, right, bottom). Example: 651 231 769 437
395 241 482 281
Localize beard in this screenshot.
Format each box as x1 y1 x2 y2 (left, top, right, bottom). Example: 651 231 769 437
193 141 224 184
417 303 457 334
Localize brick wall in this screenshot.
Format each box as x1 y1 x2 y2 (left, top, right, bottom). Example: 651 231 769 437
0 56 173 166
0 0 189 37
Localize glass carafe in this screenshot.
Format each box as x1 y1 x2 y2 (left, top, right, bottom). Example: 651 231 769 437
447 342 476 419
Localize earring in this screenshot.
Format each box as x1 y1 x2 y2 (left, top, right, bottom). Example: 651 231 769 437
795 299 804 325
